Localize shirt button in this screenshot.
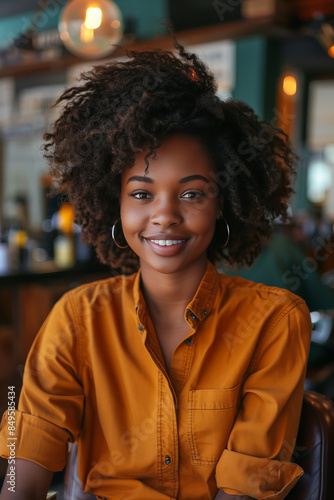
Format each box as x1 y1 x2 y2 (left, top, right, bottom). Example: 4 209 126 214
185 338 193 345
190 314 197 320
203 310 207 316
165 455 171 465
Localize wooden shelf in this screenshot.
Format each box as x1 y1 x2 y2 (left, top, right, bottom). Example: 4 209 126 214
0 17 295 79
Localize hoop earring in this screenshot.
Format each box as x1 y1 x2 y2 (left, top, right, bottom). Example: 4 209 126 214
218 212 230 248
111 218 128 249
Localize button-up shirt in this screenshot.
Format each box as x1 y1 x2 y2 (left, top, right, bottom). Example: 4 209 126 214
0 261 311 499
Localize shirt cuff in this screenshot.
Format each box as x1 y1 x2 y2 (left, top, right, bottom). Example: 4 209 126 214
216 449 303 500
0 410 71 471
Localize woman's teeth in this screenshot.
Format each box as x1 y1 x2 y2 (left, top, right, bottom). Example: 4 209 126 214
149 239 185 247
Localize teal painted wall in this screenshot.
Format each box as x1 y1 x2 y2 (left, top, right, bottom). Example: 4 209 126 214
233 37 268 118
233 37 282 122
0 12 37 50
115 0 168 39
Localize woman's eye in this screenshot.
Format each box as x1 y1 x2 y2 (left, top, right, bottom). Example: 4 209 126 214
129 192 151 200
181 191 205 199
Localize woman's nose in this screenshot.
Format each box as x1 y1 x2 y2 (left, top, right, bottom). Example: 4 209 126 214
150 198 183 227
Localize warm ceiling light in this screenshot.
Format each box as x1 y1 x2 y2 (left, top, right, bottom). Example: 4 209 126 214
283 75 297 96
59 0 123 58
328 45 334 58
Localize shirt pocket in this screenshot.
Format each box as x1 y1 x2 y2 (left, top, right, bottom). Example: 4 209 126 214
187 385 240 466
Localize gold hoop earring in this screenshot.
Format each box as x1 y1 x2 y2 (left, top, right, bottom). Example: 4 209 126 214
111 218 128 249
218 212 230 248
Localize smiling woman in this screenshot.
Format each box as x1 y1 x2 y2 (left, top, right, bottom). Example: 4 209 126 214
0 38 311 500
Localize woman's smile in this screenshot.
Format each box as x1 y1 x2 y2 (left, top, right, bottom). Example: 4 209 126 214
143 236 189 257
143 231 189 250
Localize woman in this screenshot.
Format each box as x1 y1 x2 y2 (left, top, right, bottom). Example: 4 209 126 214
0 40 311 500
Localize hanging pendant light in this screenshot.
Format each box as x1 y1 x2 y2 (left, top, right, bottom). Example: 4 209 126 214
58 0 123 58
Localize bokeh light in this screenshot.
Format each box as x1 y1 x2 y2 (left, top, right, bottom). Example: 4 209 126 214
283 75 297 96
59 0 123 58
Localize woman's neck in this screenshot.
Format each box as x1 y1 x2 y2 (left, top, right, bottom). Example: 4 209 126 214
139 258 208 320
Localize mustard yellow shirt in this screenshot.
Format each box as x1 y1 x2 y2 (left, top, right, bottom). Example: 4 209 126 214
0 261 311 499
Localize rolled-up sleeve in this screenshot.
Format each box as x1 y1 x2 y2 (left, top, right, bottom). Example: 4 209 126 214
0 295 84 471
216 299 311 499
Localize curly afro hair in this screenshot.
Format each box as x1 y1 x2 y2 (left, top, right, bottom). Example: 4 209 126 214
43 40 297 273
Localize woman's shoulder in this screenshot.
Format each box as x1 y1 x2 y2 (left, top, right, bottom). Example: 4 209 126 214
218 271 308 312
217 272 311 348
56 271 138 310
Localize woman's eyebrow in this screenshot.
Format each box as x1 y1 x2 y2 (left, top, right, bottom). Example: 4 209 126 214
179 175 209 184
126 174 209 185
126 175 154 184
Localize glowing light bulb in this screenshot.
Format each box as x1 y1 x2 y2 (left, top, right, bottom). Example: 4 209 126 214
283 76 297 96
85 7 102 30
328 45 334 58
59 0 123 58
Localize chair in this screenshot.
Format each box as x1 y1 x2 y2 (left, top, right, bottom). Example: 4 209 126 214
286 391 334 500
63 391 334 500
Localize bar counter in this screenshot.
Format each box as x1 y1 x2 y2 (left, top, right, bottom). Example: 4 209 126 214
0 262 114 363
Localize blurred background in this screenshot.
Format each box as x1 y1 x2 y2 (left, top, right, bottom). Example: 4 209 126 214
0 0 334 481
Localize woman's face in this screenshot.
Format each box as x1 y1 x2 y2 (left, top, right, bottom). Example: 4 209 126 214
120 133 221 276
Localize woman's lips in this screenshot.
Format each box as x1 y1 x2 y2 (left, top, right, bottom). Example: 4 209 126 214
144 237 188 256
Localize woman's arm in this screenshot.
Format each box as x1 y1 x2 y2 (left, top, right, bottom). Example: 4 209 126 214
215 299 311 498
0 459 53 499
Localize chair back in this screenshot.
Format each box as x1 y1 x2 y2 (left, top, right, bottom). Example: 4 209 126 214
286 391 334 500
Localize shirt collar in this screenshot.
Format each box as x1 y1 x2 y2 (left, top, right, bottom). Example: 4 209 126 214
185 260 219 322
133 260 220 327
